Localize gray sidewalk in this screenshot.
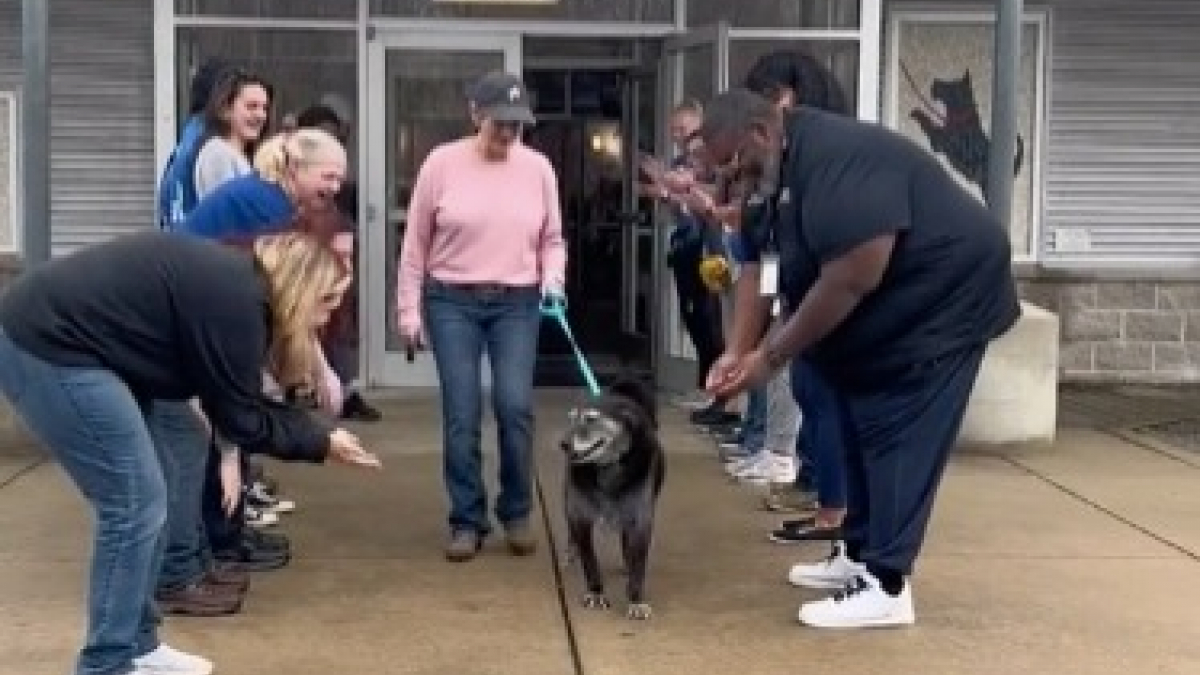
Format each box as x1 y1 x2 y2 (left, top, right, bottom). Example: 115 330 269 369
1 387 1199 675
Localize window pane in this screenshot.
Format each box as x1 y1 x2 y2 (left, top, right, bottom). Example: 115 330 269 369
371 0 672 23
175 0 357 19
383 49 505 352
728 39 860 114
688 0 859 29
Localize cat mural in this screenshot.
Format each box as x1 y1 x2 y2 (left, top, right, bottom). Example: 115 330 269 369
910 69 1024 198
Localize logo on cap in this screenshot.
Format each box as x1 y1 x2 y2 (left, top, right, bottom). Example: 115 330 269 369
508 85 521 103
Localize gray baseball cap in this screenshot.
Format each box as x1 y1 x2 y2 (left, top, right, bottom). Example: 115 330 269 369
467 70 536 125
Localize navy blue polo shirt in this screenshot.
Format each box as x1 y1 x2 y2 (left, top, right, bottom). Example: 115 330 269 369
771 108 1021 384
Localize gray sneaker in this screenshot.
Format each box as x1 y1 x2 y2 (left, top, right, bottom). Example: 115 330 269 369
504 520 537 557
445 529 482 562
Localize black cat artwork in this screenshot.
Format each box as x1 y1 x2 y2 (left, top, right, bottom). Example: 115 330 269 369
908 68 1025 196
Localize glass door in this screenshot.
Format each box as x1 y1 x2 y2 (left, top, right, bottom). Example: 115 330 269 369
654 22 729 394
363 30 522 387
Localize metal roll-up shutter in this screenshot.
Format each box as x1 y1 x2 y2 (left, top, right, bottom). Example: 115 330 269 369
49 0 155 255
1042 0 1200 268
0 3 20 92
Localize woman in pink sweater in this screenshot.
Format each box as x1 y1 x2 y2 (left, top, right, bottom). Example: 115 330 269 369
397 71 567 562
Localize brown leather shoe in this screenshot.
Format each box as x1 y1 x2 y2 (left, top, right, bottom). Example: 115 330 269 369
155 579 243 616
205 562 250 592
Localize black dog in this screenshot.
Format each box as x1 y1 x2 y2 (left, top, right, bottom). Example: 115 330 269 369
560 378 665 620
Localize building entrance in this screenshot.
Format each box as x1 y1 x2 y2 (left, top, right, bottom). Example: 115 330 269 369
523 63 658 387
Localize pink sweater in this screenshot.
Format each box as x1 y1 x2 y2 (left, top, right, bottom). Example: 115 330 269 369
396 138 567 332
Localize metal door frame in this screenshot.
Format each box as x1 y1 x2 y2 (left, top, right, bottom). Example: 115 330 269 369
362 28 522 387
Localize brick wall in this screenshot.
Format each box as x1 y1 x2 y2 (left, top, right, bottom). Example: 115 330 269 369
1020 279 1200 383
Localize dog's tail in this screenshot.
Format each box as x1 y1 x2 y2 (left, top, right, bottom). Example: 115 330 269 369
608 376 658 427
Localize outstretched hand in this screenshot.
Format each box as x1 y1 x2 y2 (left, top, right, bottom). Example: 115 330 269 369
327 428 382 469
705 349 774 399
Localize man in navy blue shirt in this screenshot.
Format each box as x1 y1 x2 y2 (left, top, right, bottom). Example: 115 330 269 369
701 88 1021 629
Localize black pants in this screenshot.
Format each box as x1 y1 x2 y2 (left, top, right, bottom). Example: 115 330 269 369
671 250 724 389
201 441 244 552
837 346 985 577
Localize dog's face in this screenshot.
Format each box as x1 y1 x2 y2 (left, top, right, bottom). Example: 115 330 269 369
560 400 637 466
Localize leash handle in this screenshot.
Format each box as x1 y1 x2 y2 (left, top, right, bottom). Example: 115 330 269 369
539 295 602 397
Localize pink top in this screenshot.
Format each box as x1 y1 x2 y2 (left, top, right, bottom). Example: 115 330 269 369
396 138 567 332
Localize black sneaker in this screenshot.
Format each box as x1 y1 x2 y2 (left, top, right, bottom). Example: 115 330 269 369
244 528 290 552
214 538 290 571
690 407 740 426
340 392 382 422
768 517 842 544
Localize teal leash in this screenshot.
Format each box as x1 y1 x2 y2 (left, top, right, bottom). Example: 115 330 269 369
539 296 602 397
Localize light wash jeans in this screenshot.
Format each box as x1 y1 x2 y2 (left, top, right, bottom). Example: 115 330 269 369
0 328 165 675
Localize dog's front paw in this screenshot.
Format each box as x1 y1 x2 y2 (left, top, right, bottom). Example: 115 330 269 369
626 602 653 620
581 592 611 610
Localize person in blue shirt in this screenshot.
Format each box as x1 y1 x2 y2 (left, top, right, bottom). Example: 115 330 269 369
640 101 735 426
157 59 230 232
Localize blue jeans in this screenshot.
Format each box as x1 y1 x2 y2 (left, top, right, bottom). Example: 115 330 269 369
739 384 768 454
145 399 211 590
0 329 163 675
791 358 848 509
422 281 542 535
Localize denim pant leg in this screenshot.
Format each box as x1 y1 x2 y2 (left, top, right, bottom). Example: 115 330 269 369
145 399 210 590
763 366 801 457
790 358 848 509
0 331 166 675
740 384 768 454
482 289 542 526
423 286 488 534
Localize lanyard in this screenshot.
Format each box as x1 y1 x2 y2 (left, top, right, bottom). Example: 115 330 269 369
539 296 602 398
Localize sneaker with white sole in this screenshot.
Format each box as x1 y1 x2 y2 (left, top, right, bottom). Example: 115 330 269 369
246 481 296 515
723 451 764 477
730 454 795 485
798 572 915 629
787 541 866 589
134 644 214 675
244 505 278 528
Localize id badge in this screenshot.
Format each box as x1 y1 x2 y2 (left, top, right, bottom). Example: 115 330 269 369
760 253 780 297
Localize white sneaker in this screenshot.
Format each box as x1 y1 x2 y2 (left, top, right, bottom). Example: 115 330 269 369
798 572 916 629
787 541 866 589
724 452 765 479
134 644 214 675
732 454 794 484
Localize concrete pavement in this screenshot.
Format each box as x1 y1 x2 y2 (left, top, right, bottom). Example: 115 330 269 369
1 389 1198 675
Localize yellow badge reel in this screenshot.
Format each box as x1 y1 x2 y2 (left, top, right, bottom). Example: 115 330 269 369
699 254 732 293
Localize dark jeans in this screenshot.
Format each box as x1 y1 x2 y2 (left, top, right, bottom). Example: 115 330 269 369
671 248 724 389
145 399 211 590
0 328 163 675
791 358 848 509
422 280 542 535
839 347 986 576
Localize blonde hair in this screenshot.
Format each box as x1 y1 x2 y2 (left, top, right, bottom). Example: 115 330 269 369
253 128 344 184
252 232 351 387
